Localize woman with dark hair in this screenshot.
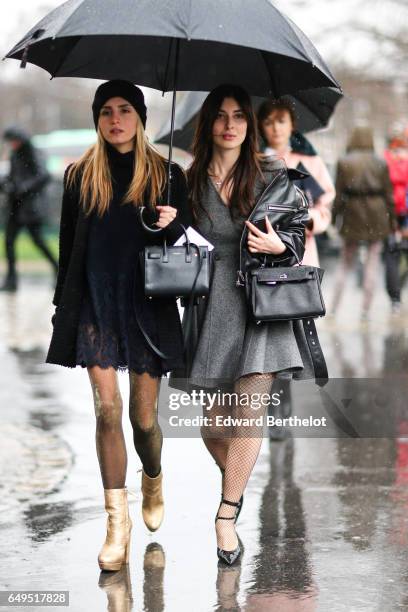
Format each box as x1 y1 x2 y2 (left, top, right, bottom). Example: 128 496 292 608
47 80 191 571
330 126 396 319
257 98 335 267
187 84 312 565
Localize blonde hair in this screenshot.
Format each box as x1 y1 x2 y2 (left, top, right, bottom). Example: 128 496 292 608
67 113 167 216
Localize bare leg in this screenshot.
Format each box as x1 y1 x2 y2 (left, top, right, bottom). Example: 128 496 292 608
216 373 274 551
129 372 162 478
330 241 358 314
88 366 127 489
362 240 382 314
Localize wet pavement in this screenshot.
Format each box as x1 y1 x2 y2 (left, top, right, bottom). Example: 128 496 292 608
1 256 408 611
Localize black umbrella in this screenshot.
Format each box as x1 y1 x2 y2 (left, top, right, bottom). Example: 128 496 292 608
5 0 341 200
155 88 343 151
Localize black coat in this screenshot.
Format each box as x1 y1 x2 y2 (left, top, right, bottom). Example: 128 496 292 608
6 139 50 225
46 161 192 369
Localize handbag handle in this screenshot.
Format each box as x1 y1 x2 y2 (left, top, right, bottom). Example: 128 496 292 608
261 244 302 267
139 205 164 233
139 205 191 262
162 224 191 263
238 240 303 287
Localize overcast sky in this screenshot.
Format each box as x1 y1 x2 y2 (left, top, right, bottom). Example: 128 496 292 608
1 1 53 49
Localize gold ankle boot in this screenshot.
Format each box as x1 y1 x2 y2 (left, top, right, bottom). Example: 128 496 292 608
98 488 132 571
141 469 164 532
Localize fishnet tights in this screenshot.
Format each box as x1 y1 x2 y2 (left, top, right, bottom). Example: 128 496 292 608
202 373 274 551
88 367 162 489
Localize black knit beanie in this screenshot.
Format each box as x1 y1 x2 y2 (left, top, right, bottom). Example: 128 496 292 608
92 80 147 129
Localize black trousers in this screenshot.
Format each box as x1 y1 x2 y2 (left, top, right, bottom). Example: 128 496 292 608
384 240 408 303
4 214 58 279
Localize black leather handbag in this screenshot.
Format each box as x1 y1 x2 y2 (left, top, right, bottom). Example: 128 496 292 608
246 260 328 385
236 162 328 384
135 207 212 361
139 207 211 299
249 264 326 323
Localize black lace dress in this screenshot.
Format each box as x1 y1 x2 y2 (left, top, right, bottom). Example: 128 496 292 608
75 144 163 376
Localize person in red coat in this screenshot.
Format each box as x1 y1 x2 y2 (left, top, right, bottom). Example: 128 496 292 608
384 133 408 312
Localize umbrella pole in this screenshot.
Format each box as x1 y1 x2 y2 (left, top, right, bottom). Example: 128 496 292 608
167 38 180 205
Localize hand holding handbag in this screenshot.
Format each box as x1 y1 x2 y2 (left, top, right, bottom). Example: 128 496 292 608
139 206 211 299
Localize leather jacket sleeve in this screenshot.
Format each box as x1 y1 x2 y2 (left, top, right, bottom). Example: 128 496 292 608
273 207 308 265
240 169 309 275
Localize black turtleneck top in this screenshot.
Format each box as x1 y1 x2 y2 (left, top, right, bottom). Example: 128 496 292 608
76 143 163 375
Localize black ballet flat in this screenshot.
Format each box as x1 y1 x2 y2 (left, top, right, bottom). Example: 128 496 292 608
219 467 244 524
215 498 241 566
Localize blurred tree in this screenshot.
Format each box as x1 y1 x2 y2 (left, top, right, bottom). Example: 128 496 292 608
279 0 408 80
274 0 408 158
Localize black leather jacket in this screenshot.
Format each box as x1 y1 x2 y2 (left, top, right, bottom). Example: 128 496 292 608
237 159 309 287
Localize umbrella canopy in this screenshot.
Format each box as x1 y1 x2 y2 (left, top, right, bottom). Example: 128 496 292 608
6 0 340 97
155 87 343 151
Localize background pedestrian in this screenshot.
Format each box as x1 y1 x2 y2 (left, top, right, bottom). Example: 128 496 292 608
257 98 335 267
330 126 397 319
384 130 408 312
0 126 57 291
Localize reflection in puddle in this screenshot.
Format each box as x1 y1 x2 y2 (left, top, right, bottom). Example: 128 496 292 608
143 543 165 612
215 562 242 611
333 438 397 551
99 565 134 612
98 543 165 612
244 439 318 610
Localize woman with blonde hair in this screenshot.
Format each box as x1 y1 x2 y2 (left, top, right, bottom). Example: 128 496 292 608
47 80 190 571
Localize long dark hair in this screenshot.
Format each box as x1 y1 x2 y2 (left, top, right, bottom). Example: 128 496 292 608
188 84 263 219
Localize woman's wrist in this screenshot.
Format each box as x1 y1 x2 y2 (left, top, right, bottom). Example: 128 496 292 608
263 239 286 255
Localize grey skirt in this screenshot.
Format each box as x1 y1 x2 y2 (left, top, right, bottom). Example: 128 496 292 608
188 180 314 389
